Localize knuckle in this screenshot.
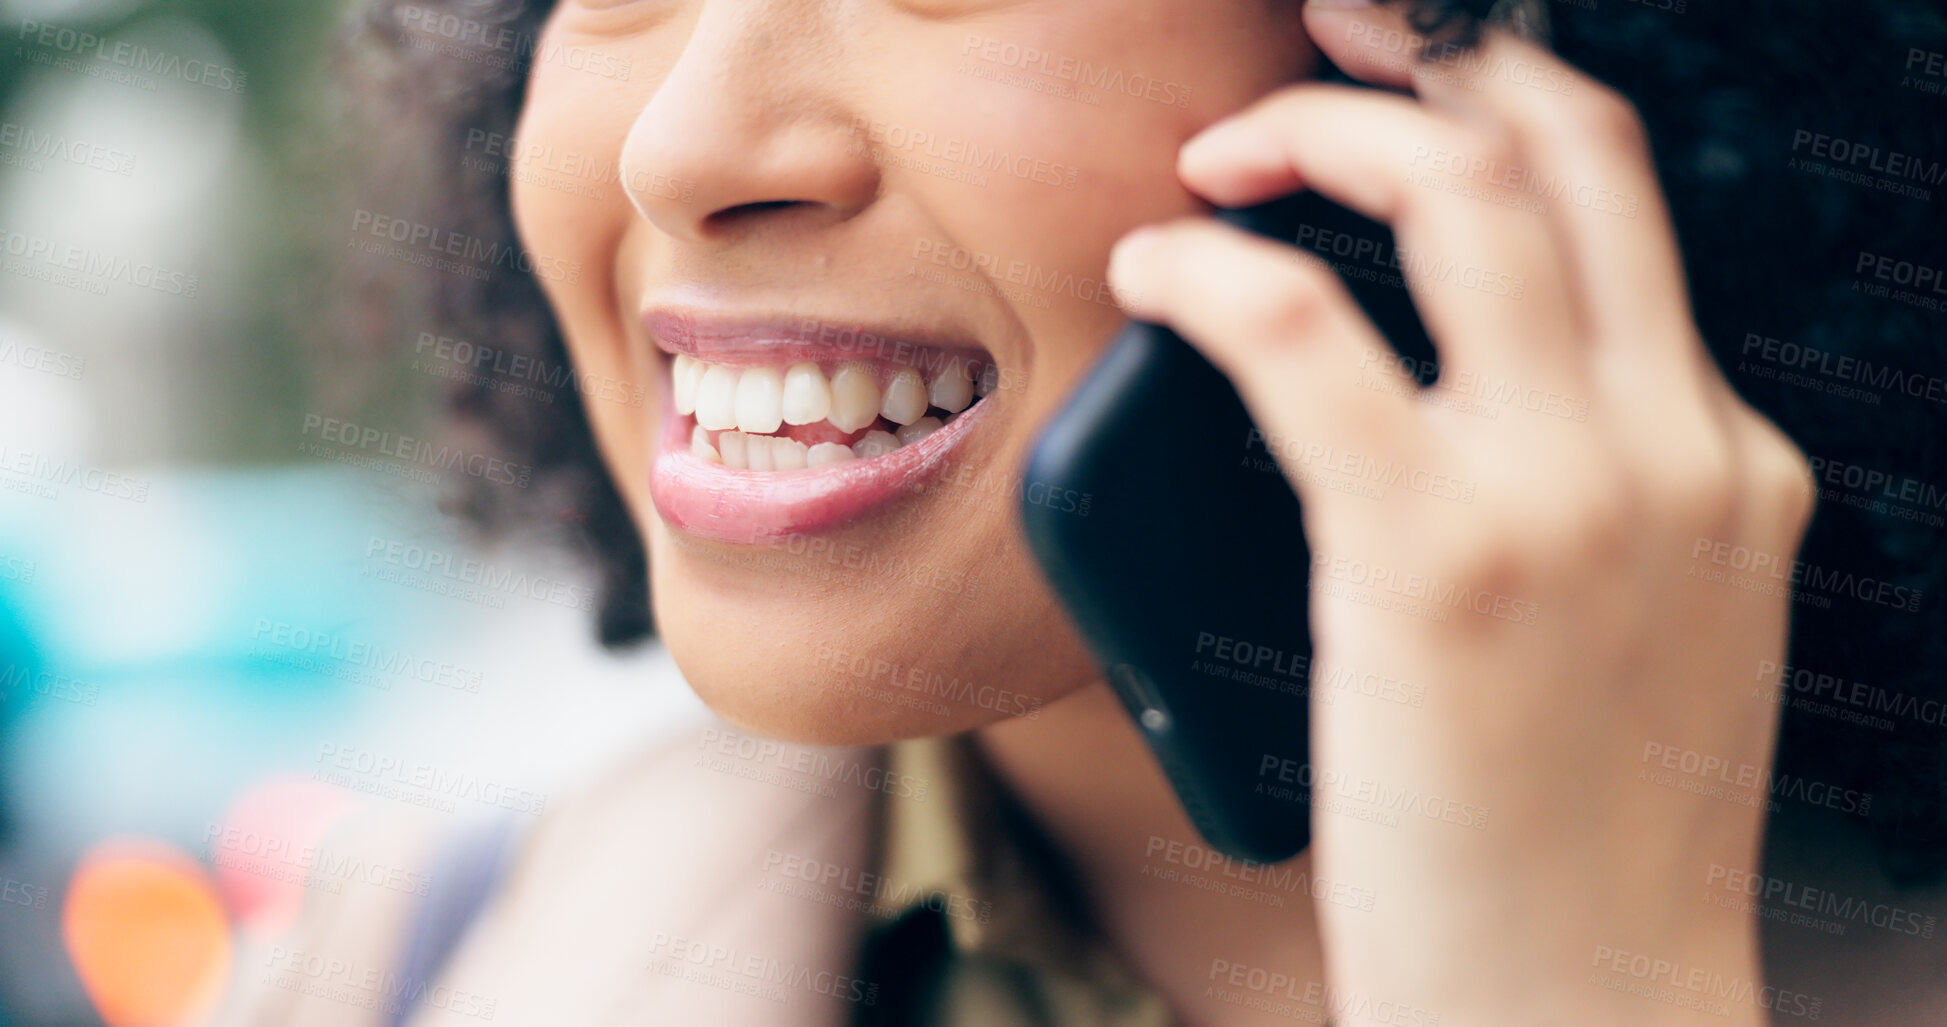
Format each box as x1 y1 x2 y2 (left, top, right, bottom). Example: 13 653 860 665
1232 266 1343 346
1571 487 1635 566
1747 425 1819 534
1462 125 1523 177
1441 474 1633 585
1570 83 1650 159
1396 125 1521 218
1424 530 1528 607
1532 477 1635 572
1659 438 1740 531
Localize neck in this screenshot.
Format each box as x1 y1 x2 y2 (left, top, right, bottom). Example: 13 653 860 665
975 682 1331 1027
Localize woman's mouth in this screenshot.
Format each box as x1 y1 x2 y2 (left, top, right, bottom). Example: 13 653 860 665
646 313 1001 544
675 350 997 467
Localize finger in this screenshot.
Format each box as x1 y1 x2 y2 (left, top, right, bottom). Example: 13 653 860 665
1107 217 1423 467
1304 0 1552 94
1179 86 1585 387
1301 0 1428 91
1407 30 1695 369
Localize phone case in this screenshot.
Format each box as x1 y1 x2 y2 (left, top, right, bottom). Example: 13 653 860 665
1019 286 1315 862
1018 160 1438 861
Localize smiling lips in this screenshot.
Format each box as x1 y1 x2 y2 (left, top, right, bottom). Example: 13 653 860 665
645 311 1002 544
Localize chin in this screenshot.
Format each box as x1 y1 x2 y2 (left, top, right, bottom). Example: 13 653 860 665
645 518 1099 748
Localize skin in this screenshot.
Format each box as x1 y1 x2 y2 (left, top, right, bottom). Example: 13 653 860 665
510 0 1815 1023
514 0 1308 745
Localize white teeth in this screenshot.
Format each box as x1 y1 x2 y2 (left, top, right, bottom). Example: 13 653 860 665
828 362 881 433
808 442 855 467
734 366 784 435
881 369 928 425
696 364 739 430
928 361 973 414
690 423 720 462
853 430 900 459
746 434 775 471
718 430 748 469
771 437 808 471
681 353 993 470
673 354 703 415
896 416 943 445
782 363 832 426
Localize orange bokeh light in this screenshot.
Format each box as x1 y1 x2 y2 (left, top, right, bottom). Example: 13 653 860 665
63 840 231 1027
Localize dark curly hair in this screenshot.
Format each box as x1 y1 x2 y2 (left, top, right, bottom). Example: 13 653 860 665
336 0 1947 881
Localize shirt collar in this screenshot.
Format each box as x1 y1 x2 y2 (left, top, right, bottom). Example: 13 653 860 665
871 734 1155 985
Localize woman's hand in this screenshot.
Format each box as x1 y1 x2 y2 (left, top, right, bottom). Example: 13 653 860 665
1106 4 1816 1025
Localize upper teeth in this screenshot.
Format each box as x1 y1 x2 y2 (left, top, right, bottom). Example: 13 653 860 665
693 363 739 430
880 369 929 426
827 362 880 433
782 363 831 425
930 361 974 412
673 353 989 468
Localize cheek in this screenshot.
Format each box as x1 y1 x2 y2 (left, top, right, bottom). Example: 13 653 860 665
510 63 661 517
867 16 1306 401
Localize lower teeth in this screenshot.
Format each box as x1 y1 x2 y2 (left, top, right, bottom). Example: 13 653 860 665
690 405 970 470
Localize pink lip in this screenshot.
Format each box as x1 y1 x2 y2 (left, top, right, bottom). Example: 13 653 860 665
642 309 998 545
645 308 992 371
649 394 990 544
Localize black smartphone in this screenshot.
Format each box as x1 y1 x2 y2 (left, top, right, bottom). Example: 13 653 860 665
1017 63 1436 863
